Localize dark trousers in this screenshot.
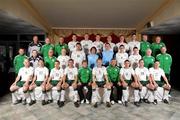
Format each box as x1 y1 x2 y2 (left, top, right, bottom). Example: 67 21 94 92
77 83 92 101
110 82 122 101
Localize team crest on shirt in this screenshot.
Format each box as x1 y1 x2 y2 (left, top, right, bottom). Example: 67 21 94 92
55 73 59 77
166 57 168 60
77 55 80 58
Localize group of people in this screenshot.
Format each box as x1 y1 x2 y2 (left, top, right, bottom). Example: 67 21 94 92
10 33 172 108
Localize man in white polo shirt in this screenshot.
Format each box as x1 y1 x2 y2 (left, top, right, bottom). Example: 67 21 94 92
10 59 33 105
29 59 49 105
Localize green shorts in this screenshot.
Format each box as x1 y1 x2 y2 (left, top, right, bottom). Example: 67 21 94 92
16 81 25 87
35 81 43 86
125 80 132 86
66 80 75 86
140 81 149 86
50 80 59 86
156 81 165 87
96 81 105 88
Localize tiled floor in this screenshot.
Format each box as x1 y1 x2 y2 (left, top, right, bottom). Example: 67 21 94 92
0 90 180 120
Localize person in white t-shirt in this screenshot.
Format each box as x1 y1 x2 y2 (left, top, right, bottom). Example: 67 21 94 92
120 60 138 107
71 43 86 68
149 61 171 104
46 60 64 105
116 45 129 68
57 48 70 70
61 59 80 108
81 33 93 55
116 35 129 52
92 34 104 53
91 58 111 108
135 59 154 104
103 35 115 51
10 59 33 105
29 59 49 105
129 47 142 69
68 34 78 53
128 34 140 55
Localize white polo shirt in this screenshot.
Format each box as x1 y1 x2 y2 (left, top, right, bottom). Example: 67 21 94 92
57 55 70 68
34 67 49 81
120 67 135 80
50 68 64 81
71 50 86 67
68 41 77 52
92 66 107 82
64 67 78 80
18 67 33 81
149 67 165 81
135 67 149 81
116 52 128 67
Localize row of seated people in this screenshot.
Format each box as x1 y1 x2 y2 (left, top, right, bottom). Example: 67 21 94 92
10 58 171 108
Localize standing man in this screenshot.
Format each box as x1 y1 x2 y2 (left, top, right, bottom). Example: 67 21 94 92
140 34 151 57
128 34 140 55
41 37 54 58
81 33 93 55
151 36 166 57
156 46 172 80
28 35 42 57
54 36 68 57
13 48 27 75
68 34 78 54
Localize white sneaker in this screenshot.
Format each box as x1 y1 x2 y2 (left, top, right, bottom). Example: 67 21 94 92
81 100 85 104
118 100 122 104
111 101 115 105
85 99 90 104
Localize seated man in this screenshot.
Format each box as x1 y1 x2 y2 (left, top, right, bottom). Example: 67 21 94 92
77 60 92 104
60 59 80 108
149 61 171 104
91 58 111 108
107 59 122 105
10 59 33 105
120 60 139 107
46 60 64 105
29 59 49 105
135 59 153 103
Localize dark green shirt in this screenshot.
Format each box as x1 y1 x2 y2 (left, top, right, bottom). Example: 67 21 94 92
78 67 92 83
41 43 54 58
107 65 120 82
13 54 27 74
54 43 68 56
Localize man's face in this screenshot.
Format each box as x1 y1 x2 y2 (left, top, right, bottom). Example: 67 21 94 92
161 47 166 54
111 60 117 67
19 49 24 55
84 34 89 40
133 48 139 54
143 35 148 41
76 44 81 51
38 60 44 67
124 61 130 68
32 50 38 57
61 49 66 55
105 44 110 50
132 35 136 40
97 60 102 67
33 36 38 43
59 37 64 44
120 36 125 42
24 59 30 67
48 50 54 57
146 49 152 56
119 46 125 52
54 62 60 69
45 38 50 44
107 36 112 42
72 35 77 41
68 60 74 67
155 37 161 43
154 62 160 69
96 35 101 41
82 62 88 68
139 60 144 67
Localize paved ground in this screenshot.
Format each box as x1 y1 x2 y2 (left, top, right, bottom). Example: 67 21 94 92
0 90 180 120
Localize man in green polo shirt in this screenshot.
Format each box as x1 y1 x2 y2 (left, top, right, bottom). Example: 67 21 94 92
151 36 166 57
40 37 54 58
140 34 151 57
156 46 172 80
13 48 27 75
44 49 56 71
77 60 92 104
54 36 68 56
143 48 155 68
107 59 122 105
